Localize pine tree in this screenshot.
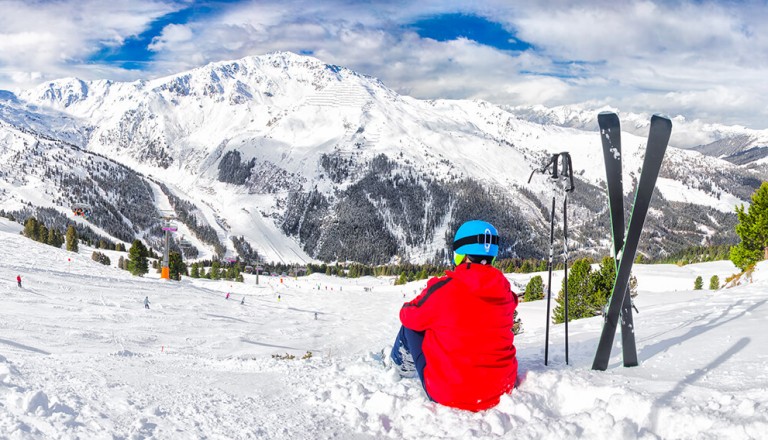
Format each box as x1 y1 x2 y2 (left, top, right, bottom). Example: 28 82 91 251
553 258 593 323
190 263 200 278
694 276 703 290
730 182 768 270
46 228 58 248
210 261 221 280
36 224 48 243
66 225 79 252
127 239 149 276
523 275 544 302
169 251 185 280
91 251 110 265
709 275 720 290
589 256 616 313
23 217 38 239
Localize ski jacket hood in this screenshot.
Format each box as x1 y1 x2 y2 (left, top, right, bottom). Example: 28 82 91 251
399 262 518 411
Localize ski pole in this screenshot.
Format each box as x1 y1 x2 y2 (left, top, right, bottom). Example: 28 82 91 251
560 152 575 365
563 193 569 365
544 195 555 366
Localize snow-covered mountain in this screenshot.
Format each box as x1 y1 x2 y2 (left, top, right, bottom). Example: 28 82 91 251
1 52 765 264
508 104 768 164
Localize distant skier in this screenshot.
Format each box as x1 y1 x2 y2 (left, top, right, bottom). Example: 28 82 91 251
16 275 22 288
240 297 245 305
144 296 150 309
278 294 281 302
226 292 230 300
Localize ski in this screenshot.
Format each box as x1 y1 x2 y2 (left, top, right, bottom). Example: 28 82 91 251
592 114 672 371
597 112 638 367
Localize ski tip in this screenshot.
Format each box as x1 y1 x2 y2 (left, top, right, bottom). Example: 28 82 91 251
597 112 620 129
598 112 619 121
598 110 617 116
651 113 673 124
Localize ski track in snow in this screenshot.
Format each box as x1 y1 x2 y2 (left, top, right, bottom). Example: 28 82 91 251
1 219 768 439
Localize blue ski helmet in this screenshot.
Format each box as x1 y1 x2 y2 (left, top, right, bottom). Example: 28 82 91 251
452 220 499 264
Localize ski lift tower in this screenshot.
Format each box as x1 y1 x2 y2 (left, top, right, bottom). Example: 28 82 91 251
160 215 178 280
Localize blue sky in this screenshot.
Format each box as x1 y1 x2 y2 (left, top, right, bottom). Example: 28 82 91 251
92 6 536 70
1 0 767 129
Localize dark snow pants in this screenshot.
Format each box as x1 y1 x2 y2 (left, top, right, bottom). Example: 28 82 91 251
390 325 433 401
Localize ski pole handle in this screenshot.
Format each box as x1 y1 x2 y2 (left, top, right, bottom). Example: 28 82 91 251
529 154 560 183
549 154 560 179
560 152 575 192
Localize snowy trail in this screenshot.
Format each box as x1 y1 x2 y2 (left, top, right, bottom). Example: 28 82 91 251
2 219 768 438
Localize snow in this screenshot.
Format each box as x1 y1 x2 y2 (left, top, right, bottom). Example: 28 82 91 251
2 217 768 439
656 177 743 214
2 52 762 265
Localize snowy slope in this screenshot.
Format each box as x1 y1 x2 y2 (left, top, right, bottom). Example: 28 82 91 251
1 52 764 264
2 218 767 439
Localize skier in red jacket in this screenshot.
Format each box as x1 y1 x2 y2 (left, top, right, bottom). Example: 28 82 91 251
390 220 518 411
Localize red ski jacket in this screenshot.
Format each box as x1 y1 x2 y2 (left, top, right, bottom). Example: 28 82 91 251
400 262 518 411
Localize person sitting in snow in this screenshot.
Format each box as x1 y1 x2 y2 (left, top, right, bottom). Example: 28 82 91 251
390 220 518 412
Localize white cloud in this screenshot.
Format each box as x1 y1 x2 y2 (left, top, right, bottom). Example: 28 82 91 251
0 0 179 87
149 24 195 51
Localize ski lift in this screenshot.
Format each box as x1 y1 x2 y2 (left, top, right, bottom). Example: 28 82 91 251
72 203 92 219
178 238 193 248
161 221 178 232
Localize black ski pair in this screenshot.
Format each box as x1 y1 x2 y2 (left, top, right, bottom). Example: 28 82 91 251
592 112 672 371
528 152 575 365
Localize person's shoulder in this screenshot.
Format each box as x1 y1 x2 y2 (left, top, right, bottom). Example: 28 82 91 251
425 270 458 290
426 273 450 286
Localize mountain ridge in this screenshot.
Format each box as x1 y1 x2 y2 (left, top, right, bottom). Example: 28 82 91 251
1 51 764 264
